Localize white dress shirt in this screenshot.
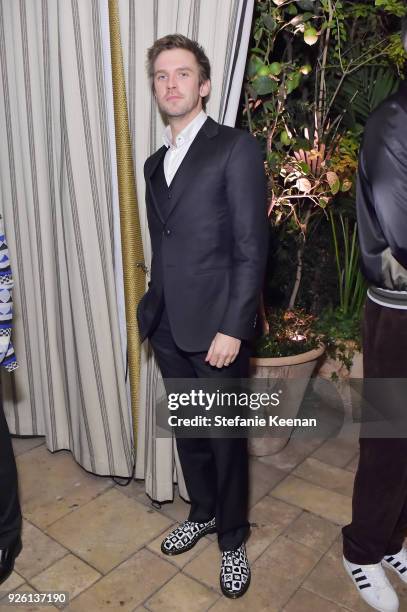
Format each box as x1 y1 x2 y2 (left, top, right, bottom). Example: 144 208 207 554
162 110 207 186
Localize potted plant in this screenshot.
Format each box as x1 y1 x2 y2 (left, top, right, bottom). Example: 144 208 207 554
242 0 406 455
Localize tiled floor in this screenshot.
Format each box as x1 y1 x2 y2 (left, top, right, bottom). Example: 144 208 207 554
1 435 407 611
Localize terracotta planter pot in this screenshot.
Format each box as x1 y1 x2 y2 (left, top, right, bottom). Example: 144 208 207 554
248 344 325 456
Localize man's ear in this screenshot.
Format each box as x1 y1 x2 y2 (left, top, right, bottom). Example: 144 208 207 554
200 79 211 99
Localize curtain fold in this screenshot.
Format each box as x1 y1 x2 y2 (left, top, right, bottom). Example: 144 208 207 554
0 0 133 477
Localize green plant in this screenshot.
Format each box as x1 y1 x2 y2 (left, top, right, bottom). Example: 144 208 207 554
243 0 405 357
329 211 366 317
312 307 362 374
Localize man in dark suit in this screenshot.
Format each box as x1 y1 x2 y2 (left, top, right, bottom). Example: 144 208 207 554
342 19 407 612
137 34 267 598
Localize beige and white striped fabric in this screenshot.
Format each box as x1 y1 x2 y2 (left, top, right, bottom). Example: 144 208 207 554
0 0 133 476
0 0 254 493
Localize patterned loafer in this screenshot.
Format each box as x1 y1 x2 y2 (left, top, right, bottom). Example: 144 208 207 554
160 517 216 556
220 542 251 598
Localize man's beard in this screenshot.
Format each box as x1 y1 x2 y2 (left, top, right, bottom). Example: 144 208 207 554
159 95 200 118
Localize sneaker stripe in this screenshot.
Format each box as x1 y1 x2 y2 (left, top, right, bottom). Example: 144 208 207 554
355 576 366 583
359 583 371 589
352 568 362 575
399 567 407 573
394 561 401 568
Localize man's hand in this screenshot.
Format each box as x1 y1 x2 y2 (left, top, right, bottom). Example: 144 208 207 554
205 333 241 368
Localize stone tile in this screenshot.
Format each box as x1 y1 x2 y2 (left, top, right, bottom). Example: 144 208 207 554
12 436 45 456
248 496 302 562
345 453 360 474
0 585 58 611
284 587 349 611
304 539 374 611
271 476 351 526
68 548 176 611
114 478 147 503
312 437 359 469
0 571 25 592
293 458 355 497
146 572 218 612
30 554 100 599
210 536 320 612
147 530 212 569
286 511 340 554
15 520 67 580
258 437 325 472
155 493 191 523
248 458 286 507
17 446 113 529
47 488 173 574
183 541 221 592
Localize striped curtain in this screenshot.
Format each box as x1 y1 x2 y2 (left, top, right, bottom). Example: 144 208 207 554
0 0 133 476
0 0 254 494
115 0 255 500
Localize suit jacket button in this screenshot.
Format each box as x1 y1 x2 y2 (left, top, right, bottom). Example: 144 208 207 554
165 228 171 236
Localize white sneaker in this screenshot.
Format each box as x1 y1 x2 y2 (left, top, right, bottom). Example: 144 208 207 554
383 547 407 583
343 556 399 611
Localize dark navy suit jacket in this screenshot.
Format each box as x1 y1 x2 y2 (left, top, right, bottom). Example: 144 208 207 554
137 116 268 352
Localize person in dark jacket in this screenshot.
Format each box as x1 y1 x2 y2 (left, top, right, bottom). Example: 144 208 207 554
0 220 22 586
137 34 268 599
342 19 407 612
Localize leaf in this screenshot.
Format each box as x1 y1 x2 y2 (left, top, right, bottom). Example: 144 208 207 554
287 72 301 93
269 62 282 75
297 0 316 10
296 178 312 193
341 178 353 192
304 27 319 45
298 161 311 174
252 76 278 95
262 13 277 31
327 171 340 195
336 66 399 127
302 11 314 21
247 55 264 78
254 27 263 42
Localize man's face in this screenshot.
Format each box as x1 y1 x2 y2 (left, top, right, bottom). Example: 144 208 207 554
153 48 210 118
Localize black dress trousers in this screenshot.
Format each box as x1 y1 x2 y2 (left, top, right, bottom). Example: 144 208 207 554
342 298 407 564
149 303 250 552
0 404 22 548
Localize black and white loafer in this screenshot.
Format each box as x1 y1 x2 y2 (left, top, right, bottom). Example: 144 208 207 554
343 555 399 611
383 547 407 583
160 518 216 556
220 542 251 598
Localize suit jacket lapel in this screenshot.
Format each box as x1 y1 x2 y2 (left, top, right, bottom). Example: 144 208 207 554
163 117 219 221
146 117 220 223
146 146 167 224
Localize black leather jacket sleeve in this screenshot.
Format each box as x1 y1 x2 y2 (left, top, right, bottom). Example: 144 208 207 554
356 82 407 289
